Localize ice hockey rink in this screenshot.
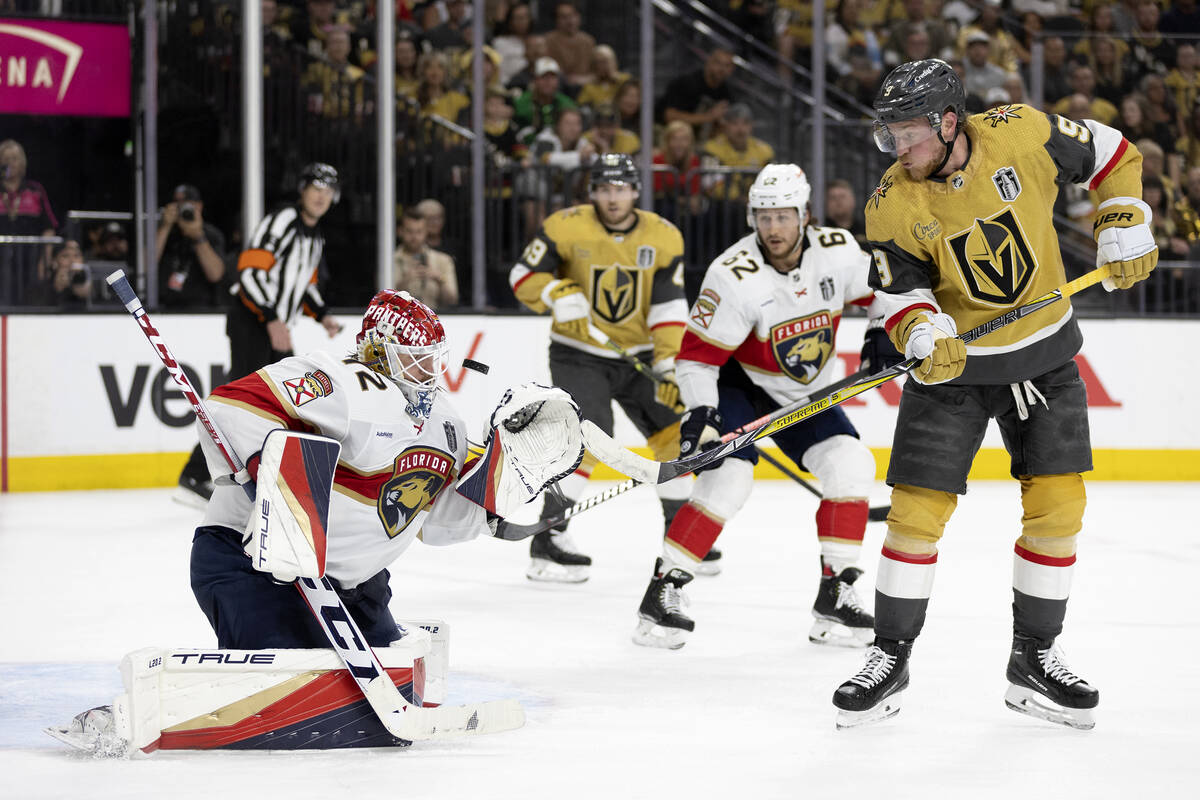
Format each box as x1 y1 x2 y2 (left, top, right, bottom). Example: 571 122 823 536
1 479 1197 799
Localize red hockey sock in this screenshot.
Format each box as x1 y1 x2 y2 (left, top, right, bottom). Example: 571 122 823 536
665 502 723 561
817 499 868 575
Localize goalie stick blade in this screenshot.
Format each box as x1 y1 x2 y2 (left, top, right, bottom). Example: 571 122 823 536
388 698 526 740
492 520 541 541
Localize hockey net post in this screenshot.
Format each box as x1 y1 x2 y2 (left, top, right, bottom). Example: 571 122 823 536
105 270 524 743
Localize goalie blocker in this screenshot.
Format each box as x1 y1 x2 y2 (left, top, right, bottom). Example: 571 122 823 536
46 623 451 756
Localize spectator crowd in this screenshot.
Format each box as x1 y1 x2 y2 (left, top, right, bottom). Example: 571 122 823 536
3 0 1198 313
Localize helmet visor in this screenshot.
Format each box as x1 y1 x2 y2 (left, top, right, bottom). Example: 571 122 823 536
382 339 450 390
872 118 940 155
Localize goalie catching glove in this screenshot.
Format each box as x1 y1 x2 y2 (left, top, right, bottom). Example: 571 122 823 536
1093 196 1158 291
457 383 585 518
900 310 966 385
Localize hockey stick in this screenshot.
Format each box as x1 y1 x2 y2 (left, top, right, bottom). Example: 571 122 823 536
493 366 876 540
585 323 891 519
583 265 1113 485
105 270 523 741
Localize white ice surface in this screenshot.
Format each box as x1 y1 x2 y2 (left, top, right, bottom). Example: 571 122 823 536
2 481 1198 799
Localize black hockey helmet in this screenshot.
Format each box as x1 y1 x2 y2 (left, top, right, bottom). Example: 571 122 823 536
298 162 341 203
589 153 640 194
872 59 966 154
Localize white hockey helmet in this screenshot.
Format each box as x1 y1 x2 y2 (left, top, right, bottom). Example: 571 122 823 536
746 163 811 230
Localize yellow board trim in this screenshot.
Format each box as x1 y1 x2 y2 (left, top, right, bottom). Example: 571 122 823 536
5 447 1200 492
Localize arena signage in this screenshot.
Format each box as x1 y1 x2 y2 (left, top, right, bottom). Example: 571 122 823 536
0 18 130 117
0 314 1194 490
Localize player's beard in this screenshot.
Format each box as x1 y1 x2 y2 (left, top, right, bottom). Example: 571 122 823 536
902 149 942 180
595 201 635 230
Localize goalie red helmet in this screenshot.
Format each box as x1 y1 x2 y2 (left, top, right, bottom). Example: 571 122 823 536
357 290 450 415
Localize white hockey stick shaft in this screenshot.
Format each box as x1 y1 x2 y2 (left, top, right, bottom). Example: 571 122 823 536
105 270 522 741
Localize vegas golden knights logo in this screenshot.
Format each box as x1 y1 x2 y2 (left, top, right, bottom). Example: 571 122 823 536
378 447 453 538
591 264 640 324
946 208 1038 305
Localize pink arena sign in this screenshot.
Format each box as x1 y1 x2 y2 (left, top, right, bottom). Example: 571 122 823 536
0 18 130 117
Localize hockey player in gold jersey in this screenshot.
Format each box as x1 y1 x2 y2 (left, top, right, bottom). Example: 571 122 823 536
832 60 1157 730
509 153 701 582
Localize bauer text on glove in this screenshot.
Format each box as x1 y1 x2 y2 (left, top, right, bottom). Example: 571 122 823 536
1094 196 1158 291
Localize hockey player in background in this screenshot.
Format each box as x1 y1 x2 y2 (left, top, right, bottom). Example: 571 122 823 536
832 60 1157 729
632 163 903 649
176 162 344 506
51 290 587 752
509 153 705 582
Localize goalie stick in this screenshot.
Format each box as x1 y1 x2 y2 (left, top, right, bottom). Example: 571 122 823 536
105 270 523 742
585 324 891 519
494 367 875 540
582 265 1114 485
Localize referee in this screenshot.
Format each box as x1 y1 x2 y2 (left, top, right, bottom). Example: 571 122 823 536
176 163 344 506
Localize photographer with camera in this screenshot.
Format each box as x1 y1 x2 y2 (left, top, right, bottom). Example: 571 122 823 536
25 239 90 309
156 183 227 309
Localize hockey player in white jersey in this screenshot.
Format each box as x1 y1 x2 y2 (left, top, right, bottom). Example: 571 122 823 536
633 163 902 649
50 289 586 753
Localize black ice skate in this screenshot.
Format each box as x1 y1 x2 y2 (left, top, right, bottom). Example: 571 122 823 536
172 473 213 510
632 558 695 649
832 638 912 729
809 566 875 647
526 530 592 583
1004 632 1099 730
692 547 723 576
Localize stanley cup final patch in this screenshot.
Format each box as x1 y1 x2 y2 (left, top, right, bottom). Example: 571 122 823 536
282 370 334 407
992 167 1022 202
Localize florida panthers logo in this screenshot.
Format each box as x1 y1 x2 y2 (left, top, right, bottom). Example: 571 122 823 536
378 447 454 538
771 312 834 384
945 208 1038 305
591 264 640 324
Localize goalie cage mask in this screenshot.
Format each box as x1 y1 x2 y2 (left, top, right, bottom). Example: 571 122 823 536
357 289 450 419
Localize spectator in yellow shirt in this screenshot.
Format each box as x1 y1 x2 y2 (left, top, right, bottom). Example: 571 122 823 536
584 103 640 156
576 45 631 110
701 103 775 201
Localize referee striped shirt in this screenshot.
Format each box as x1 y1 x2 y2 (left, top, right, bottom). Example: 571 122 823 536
234 205 328 325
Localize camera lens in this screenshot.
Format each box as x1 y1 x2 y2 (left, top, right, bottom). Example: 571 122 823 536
180 205 196 222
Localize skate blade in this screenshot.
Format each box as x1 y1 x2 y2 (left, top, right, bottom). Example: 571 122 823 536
525 559 589 584
170 487 209 510
834 693 903 730
632 618 689 650
809 618 873 648
44 726 128 758
1004 685 1096 730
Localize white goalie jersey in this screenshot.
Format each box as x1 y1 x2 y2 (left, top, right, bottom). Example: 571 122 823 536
199 350 487 589
677 227 877 408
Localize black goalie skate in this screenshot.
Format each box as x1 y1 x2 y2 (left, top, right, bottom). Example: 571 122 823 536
632 558 695 649
809 566 875 647
832 638 912 729
1004 632 1099 730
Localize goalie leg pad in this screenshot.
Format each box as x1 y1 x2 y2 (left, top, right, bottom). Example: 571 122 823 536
56 639 436 756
